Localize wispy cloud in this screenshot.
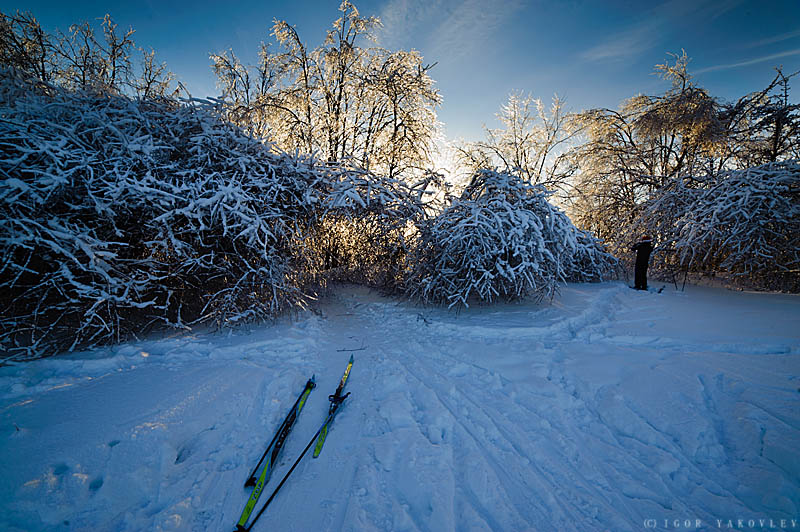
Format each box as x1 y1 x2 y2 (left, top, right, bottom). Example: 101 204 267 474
742 28 800 49
376 0 523 62
427 0 523 62
579 0 745 62
376 0 444 50
703 0 746 20
695 48 800 74
580 22 657 62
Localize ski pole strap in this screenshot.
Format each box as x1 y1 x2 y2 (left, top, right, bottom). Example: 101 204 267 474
328 392 350 404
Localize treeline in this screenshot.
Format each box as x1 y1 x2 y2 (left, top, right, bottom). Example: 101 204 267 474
460 53 799 291
0 6 615 359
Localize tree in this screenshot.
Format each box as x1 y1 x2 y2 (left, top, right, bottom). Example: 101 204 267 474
0 67 432 359
724 68 800 167
405 169 617 308
210 1 441 175
0 11 54 82
568 51 800 291
458 92 577 194
364 49 440 178
135 47 174 100
1 10 173 98
568 52 725 245
632 161 800 291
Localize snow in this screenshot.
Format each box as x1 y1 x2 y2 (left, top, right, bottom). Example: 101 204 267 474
1 282 798 531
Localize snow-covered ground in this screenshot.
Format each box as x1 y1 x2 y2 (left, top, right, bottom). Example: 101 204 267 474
1 282 798 531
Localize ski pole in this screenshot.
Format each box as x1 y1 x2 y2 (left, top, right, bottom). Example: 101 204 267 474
244 394 349 531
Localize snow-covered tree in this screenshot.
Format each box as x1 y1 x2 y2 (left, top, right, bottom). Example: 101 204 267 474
0 70 308 358
568 52 800 294
626 160 799 291
678 161 798 290
291 167 434 293
405 170 617 308
0 65 439 359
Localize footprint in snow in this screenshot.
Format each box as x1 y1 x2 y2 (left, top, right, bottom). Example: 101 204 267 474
89 476 104 493
175 426 216 464
175 445 192 464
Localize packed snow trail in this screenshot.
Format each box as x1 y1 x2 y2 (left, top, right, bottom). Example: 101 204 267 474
0 282 798 531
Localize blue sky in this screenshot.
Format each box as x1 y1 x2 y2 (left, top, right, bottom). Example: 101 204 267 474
4 0 799 142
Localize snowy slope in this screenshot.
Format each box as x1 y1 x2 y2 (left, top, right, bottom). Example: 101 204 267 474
1 282 798 531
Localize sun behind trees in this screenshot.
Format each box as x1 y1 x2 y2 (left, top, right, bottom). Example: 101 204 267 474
1 5 797 360
0 4 616 359
210 1 440 178
457 92 578 197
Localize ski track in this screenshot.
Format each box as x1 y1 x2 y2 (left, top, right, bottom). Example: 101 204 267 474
0 283 798 531
324 284 798 531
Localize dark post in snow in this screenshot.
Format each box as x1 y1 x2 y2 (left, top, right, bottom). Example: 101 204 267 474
631 235 654 291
